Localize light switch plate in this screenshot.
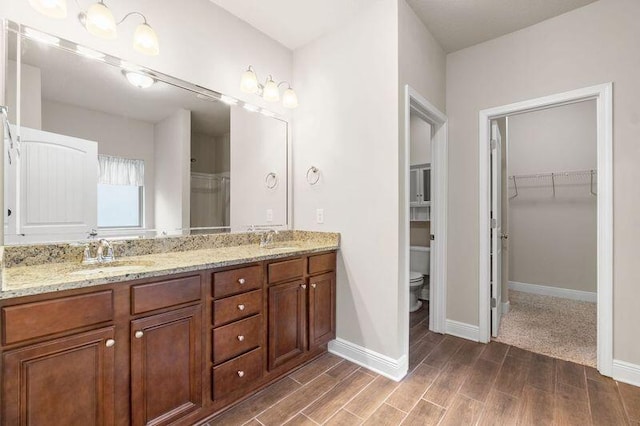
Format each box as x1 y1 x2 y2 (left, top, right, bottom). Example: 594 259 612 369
316 208 324 224
266 209 273 222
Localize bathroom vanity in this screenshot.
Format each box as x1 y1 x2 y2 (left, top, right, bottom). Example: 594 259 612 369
0 233 338 425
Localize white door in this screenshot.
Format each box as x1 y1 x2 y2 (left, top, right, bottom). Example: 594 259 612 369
7 126 98 243
491 121 503 337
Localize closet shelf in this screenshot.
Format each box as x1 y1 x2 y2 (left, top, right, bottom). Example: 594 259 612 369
508 169 597 199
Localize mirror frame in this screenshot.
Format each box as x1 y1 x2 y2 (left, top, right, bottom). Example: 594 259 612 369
1 19 293 244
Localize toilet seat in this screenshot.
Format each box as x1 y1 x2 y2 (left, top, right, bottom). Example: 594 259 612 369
409 271 423 289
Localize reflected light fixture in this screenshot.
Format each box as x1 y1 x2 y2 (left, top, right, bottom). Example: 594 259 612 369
123 71 155 89
240 65 298 108
28 0 67 19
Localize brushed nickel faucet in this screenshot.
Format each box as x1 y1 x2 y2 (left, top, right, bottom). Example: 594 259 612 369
82 239 115 264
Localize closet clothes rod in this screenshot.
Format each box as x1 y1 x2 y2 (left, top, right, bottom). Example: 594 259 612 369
508 169 597 199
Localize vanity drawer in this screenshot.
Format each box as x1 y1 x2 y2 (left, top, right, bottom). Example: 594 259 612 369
308 252 336 275
268 258 304 284
213 290 262 327
213 315 262 364
213 265 262 298
212 347 263 400
131 275 201 314
2 291 114 345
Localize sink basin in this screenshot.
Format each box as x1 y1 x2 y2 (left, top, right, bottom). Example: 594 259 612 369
69 260 155 276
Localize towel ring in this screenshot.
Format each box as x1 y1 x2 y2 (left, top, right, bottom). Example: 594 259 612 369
306 166 320 185
265 172 278 189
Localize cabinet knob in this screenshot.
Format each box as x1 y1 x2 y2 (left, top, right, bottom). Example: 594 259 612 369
237 335 245 342
311 283 317 289
105 339 115 347
237 371 245 378
301 284 307 289
237 304 246 311
238 278 246 284
135 331 144 339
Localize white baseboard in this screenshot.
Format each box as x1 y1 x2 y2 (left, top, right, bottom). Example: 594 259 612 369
612 359 640 387
328 338 407 382
445 319 480 342
509 281 596 303
502 301 510 315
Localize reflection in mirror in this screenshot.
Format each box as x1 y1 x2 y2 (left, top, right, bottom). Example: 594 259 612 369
3 23 289 245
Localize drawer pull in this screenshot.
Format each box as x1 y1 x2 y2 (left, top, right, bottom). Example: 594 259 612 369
311 283 317 288
301 284 307 289
238 278 246 284
105 339 115 347
237 370 245 378
135 331 144 339
237 335 245 342
238 304 246 311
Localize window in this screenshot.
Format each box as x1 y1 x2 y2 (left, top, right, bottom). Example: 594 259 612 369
97 155 144 228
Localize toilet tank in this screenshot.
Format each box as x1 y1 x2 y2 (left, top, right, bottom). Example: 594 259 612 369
410 246 430 275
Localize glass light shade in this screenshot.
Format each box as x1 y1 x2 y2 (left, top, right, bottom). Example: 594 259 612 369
85 2 117 40
240 69 259 94
28 0 67 18
262 78 280 102
282 88 299 108
133 23 159 56
124 71 155 89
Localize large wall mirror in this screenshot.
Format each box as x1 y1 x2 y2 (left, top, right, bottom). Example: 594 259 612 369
2 21 289 245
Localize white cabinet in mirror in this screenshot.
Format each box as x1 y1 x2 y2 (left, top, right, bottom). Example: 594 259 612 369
2 21 290 245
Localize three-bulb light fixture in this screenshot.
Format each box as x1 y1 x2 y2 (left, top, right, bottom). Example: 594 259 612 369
240 66 298 109
28 0 160 56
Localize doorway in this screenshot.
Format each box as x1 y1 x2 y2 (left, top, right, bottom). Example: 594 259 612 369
402 85 448 372
478 83 613 375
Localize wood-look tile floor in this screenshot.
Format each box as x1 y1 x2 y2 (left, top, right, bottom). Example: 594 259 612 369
208 309 640 425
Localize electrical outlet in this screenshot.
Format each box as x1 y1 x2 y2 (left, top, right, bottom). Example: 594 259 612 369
316 208 324 224
266 209 273 222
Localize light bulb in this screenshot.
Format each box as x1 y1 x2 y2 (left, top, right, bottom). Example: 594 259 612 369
28 0 67 19
85 2 117 40
133 23 159 56
124 71 155 89
262 77 280 102
282 88 298 109
240 68 259 94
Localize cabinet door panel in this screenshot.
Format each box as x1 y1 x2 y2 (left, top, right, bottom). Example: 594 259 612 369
131 305 202 426
309 273 336 348
2 327 115 426
268 281 306 370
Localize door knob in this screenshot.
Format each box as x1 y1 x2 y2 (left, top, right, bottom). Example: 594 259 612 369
105 339 115 347
500 233 509 240
135 331 144 339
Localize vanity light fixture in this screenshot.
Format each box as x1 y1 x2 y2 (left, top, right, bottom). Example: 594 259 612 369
240 65 298 108
123 71 155 89
28 0 67 19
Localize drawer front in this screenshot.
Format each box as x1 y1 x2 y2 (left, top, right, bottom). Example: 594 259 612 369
213 315 262 364
268 258 304 284
212 347 262 400
213 265 262 299
213 290 262 327
308 252 337 275
2 291 114 345
131 275 201 314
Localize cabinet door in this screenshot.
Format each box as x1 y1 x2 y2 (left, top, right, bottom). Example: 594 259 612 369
308 272 336 348
2 327 116 426
131 305 202 426
409 169 421 206
268 281 307 370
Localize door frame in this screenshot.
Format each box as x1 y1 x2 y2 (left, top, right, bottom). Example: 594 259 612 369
402 85 448 346
478 83 613 376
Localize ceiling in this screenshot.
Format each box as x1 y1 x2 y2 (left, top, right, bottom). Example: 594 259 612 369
209 0 597 53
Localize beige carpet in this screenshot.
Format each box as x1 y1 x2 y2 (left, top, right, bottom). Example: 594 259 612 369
495 290 597 367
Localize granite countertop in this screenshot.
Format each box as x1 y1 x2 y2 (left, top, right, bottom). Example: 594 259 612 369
1 233 339 300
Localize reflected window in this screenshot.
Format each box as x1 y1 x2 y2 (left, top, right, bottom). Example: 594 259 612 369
97 155 144 228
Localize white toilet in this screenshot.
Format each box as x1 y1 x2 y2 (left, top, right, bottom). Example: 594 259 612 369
409 246 430 313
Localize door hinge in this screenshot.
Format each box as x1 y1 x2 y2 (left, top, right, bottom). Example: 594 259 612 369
491 218 497 229
430 234 435 241
490 139 497 150
491 298 497 308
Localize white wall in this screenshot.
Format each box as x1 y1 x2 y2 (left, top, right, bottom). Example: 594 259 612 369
230 108 287 230
409 113 431 166
508 101 597 293
446 0 640 365
154 109 191 235
293 0 401 359
6 60 41 129
41 100 156 229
